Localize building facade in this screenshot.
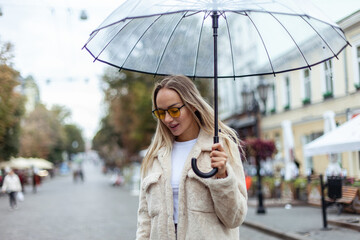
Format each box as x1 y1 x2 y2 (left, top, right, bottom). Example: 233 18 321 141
222 10 360 178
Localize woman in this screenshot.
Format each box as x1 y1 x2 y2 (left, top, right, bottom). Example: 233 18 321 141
2 168 22 210
136 75 248 239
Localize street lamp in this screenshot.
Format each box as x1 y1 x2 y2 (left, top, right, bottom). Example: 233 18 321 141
242 81 270 214
257 79 270 115
80 10 88 20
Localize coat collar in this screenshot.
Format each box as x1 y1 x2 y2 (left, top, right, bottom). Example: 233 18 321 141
156 128 214 179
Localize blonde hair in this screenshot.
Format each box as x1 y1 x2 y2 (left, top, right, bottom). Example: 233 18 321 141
141 75 241 175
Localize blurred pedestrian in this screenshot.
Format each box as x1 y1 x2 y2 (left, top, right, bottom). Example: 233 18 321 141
1 168 22 210
32 167 39 193
136 76 248 239
73 164 85 183
15 170 26 193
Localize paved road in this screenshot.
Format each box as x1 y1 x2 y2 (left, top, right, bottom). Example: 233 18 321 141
0 162 279 240
0 162 138 240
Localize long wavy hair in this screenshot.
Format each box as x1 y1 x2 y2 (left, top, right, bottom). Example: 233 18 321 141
141 75 242 175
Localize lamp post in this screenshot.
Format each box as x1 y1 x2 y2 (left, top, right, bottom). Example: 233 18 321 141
241 80 270 214
80 10 88 20
257 79 270 115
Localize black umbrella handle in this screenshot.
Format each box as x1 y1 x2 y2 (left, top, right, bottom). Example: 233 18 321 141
191 12 220 179
191 158 218 178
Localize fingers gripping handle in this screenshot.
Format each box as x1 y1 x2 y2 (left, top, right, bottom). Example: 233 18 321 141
191 158 218 178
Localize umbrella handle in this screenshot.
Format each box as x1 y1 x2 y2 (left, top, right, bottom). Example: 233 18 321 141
191 158 218 178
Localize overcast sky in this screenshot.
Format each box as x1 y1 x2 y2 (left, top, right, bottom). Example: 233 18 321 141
0 0 359 141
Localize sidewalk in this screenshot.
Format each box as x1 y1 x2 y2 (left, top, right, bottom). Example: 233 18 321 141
245 198 360 240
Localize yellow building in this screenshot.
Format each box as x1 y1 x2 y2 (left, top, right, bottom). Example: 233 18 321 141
261 10 360 178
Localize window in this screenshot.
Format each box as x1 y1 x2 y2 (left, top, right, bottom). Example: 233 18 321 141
274 132 282 160
324 60 334 98
303 69 311 104
283 76 290 110
270 84 276 113
302 132 323 175
356 46 360 89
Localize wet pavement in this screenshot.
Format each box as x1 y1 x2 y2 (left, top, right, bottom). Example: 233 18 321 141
0 162 138 240
245 199 360 240
1 161 359 240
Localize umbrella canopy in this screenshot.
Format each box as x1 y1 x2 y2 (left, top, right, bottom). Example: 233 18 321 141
8 158 33 169
1 158 54 170
304 115 360 156
84 0 349 78
323 111 337 134
322 111 342 174
83 0 350 178
0 161 12 169
281 120 298 180
28 158 54 170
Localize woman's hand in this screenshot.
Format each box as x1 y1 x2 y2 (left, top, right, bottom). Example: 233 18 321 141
210 143 228 179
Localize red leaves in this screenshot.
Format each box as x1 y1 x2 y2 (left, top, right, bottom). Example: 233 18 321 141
243 138 277 160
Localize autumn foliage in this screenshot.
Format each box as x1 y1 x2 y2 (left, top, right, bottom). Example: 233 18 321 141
92 70 157 167
243 138 277 160
0 42 25 161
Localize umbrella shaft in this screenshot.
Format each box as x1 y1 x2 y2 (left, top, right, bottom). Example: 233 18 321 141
212 11 219 144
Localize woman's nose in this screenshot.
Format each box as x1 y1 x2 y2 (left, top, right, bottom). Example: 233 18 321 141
164 111 174 123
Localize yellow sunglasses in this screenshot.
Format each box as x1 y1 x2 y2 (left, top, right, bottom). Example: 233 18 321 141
152 104 185 119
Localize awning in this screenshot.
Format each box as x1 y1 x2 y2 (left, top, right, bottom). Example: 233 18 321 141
228 116 257 129
304 115 360 156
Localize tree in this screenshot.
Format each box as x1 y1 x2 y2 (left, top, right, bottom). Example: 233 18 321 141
194 77 214 107
0 41 25 161
64 124 85 160
19 105 67 163
0 42 14 65
92 116 124 167
100 70 156 165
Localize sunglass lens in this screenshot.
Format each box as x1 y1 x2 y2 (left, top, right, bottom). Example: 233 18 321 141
154 110 165 119
168 108 180 117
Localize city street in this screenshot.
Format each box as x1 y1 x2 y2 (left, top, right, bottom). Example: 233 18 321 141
0 161 279 240
0 162 139 240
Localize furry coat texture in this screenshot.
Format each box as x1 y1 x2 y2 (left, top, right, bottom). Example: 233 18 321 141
136 129 248 240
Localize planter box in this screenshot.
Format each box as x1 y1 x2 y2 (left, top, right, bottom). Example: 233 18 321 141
281 182 294 202
307 184 321 206
302 98 311 105
355 83 360 91
323 92 333 99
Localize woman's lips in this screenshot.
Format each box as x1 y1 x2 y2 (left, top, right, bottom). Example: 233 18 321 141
169 124 179 131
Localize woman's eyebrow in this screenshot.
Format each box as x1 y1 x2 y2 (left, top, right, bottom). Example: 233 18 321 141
158 102 182 110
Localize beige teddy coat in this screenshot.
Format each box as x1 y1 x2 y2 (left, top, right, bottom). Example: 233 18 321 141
136 129 248 240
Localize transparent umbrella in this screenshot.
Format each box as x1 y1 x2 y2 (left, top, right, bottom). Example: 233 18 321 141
83 0 350 178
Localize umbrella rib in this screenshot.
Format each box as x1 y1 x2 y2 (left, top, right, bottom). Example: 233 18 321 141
120 15 163 70
93 19 135 62
154 12 188 77
224 13 236 81
192 12 206 79
184 10 203 18
269 13 311 69
245 12 276 76
91 10 197 34
82 30 100 50
330 26 352 47
300 16 338 59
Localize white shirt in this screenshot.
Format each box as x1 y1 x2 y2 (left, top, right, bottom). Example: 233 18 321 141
171 138 197 224
2 173 22 192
